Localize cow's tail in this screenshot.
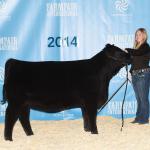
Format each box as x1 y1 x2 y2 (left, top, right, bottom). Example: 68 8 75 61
0 60 9 105
0 59 12 105
0 84 7 105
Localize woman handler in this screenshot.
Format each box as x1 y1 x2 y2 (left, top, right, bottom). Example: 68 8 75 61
126 28 150 124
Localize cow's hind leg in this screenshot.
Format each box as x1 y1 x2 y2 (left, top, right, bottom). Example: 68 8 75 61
4 103 20 141
81 107 90 132
19 106 34 136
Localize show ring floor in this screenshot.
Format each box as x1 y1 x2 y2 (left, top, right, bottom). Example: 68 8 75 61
0 116 150 150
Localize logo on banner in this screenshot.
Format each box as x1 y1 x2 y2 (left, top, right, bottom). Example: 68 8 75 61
0 67 4 85
115 0 129 13
112 0 132 17
0 0 7 12
0 0 11 19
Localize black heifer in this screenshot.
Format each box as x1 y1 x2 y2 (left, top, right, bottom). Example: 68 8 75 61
1 44 131 141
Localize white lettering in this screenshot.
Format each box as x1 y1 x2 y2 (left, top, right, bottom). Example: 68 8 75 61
107 101 137 115
0 36 18 50
47 2 78 16
107 34 134 48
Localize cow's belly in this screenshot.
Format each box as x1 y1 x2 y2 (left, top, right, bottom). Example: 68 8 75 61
28 101 80 113
30 104 77 113
25 91 82 113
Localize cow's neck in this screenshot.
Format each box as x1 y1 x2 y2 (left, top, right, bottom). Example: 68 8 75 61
91 51 124 80
103 59 123 80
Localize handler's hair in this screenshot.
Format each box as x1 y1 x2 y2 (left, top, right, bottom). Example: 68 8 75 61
134 28 148 49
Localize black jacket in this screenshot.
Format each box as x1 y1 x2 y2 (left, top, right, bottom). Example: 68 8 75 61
126 42 150 72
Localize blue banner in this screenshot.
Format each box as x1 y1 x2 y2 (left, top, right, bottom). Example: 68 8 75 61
0 0 150 122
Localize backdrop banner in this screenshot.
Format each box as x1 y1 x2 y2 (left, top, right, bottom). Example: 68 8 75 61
0 0 150 122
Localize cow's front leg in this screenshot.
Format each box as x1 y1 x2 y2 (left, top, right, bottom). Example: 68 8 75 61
86 105 98 134
81 107 90 132
19 106 34 136
4 103 20 141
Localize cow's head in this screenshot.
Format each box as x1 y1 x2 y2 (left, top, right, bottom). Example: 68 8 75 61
104 44 131 65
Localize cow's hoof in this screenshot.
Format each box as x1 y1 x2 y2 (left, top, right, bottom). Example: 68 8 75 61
5 136 13 141
84 128 90 132
91 130 98 134
26 131 34 136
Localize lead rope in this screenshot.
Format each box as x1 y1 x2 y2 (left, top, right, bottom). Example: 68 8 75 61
97 80 127 114
120 65 129 131
97 65 129 131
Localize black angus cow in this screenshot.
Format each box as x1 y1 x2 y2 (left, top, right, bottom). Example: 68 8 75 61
1 44 131 141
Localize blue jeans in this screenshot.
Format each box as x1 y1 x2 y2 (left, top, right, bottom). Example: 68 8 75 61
132 71 150 123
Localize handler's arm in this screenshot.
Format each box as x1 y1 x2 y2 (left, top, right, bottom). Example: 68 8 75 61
125 43 150 56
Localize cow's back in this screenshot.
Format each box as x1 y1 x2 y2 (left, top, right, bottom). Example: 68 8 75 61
4 58 98 98
5 58 95 83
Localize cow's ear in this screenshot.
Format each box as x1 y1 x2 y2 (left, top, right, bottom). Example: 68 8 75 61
105 43 112 48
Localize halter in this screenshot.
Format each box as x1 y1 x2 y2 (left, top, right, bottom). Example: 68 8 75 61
105 53 125 62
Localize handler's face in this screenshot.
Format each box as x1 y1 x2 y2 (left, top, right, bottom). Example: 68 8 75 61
135 31 145 43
